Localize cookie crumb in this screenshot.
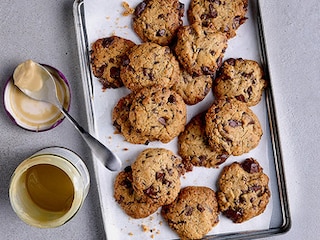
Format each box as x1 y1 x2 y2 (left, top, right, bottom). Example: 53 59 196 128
128 232 133 236
141 224 149 232
122 2 134 16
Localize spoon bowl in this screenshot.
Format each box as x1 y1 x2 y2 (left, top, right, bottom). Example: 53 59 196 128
14 61 122 171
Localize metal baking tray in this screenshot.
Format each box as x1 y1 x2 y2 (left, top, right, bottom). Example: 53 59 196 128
73 0 291 239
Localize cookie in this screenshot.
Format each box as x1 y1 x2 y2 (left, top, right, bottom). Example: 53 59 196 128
174 23 228 76
133 0 184 46
131 148 182 206
112 92 150 145
161 186 219 239
217 158 271 223
90 36 135 89
171 68 212 105
205 98 262 156
187 0 248 39
129 85 187 143
113 166 161 218
178 112 229 168
213 58 267 106
120 42 181 92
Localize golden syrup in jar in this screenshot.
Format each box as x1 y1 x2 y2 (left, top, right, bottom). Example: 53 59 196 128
9 147 90 228
26 164 74 212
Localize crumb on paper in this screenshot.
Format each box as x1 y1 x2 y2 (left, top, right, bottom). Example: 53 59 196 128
151 234 154 239
122 1 134 16
123 148 129 151
128 232 134 236
106 16 110 20
141 224 149 232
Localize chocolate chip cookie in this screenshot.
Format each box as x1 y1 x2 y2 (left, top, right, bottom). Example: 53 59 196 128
174 23 228 76
90 36 135 89
129 85 187 143
133 0 184 46
217 158 271 223
187 0 248 39
120 42 181 92
213 58 267 106
205 98 263 156
112 92 149 145
161 186 220 239
178 112 229 168
171 68 213 105
131 148 182 206
114 166 161 218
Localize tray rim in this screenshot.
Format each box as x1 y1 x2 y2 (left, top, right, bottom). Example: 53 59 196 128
72 0 291 238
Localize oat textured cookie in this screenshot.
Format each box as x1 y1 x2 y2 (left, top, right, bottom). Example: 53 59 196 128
114 166 161 218
120 42 181 92
131 148 182 206
133 0 184 46
129 85 187 143
112 92 149 145
188 0 248 39
213 58 267 106
90 36 135 89
174 23 228 76
178 112 229 168
161 186 220 239
205 98 262 156
171 68 212 105
217 158 271 223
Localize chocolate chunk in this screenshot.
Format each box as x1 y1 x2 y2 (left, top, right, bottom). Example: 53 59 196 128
134 1 146 17
110 67 120 80
229 119 243 127
184 205 194 216
241 158 260 173
101 37 114 48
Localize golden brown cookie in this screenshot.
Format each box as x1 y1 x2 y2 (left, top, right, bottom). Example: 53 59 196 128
120 42 181 92
133 0 184 46
161 186 220 239
205 98 263 156
129 85 187 143
90 36 135 89
112 92 150 145
213 58 267 106
187 0 248 39
131 148 182 206
174 23 228 76
113 166 161 218
178 112 229 168
171 68 213 105
217 158 271 223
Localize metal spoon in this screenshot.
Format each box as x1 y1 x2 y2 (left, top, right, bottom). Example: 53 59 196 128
14 63 122 171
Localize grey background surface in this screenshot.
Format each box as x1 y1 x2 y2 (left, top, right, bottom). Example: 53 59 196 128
0 0 319 239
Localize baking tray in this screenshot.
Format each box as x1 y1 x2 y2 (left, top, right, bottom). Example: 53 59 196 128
73 0 291 239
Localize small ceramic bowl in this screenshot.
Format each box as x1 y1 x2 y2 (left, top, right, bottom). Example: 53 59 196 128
3 64 71 132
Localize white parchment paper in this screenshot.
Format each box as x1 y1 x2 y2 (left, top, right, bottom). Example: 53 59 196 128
83 0 274 238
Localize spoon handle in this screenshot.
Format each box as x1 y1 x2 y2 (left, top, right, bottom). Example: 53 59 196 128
60 108 122 171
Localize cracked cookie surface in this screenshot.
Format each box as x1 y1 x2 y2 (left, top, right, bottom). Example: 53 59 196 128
205 98 262 156
188 0 248 39
133 0 184 46
113 167 161 218
129 85 187 143
131 148 182 206
112 92 149 145
217 158 271 223
171 68 213 105
120 42 181 92
213 58 267 106
161 186 219 239
174 23 228 76
178 112 229 168
90 36 135 89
